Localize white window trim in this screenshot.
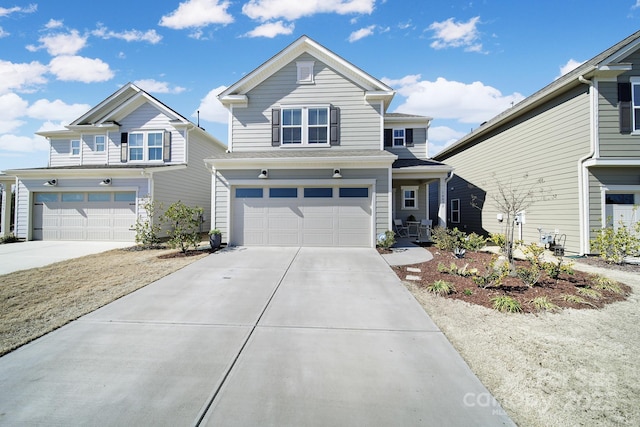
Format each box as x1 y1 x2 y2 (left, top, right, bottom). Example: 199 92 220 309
393 128 405 147
296 61 315 84
94 134 106 152
70 139 80 157
451 198 461 223
401 186 418 210
281 105 330 147
128 130 164 163
631 77 640 134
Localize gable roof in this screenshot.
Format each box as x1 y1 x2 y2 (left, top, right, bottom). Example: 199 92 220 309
434 30 640 160
218 35 396 110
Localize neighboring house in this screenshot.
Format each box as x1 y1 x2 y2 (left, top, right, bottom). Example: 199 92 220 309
1 83 226 241
433 30 640 255
207 35 452 247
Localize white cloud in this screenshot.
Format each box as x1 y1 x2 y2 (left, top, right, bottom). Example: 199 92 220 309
428 125 466 156
0 60 48 94
242 0 375 21
195 86 229 123
133 79 186 94
428 16 483 52
159 0 233 29
27 99 91 121
0 4 37 18
383 74 524 124
29 30 88 56
92 24 162 44
0 27 8 38
348 25 375 42
633 0 640 9
0 93 28 118
45 19 64 29
244 21 294 38
49 56 114 83
557 58 584 79
0 133 48 153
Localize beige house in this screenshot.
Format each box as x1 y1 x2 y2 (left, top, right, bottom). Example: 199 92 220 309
207 36 452 247
433 30 640 255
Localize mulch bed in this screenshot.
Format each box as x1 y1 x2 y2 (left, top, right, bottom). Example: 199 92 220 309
392 248 631 313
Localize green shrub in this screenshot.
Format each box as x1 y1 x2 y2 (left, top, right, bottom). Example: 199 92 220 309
542 258 574 280
426 280 456 296
590 275 623 294
491 295 522 313
377 230 396 249
560 294 595 307
590 218 640 264
463 288 473 296
0 233 19 244
489 232 506 248
576 287 602 300
134 198 163 248
463 232 487 251
516 265 541 287
531 296 559 312
161 201 204 254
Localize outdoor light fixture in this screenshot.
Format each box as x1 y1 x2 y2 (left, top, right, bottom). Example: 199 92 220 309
100 178 112 186
43 179 57 186
332 168 342 179
258 169 268 179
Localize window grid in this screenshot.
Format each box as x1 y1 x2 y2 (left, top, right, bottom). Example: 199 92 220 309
71 140 80 156
281 107 329 145
128 132 163 162
451 199 461 223
402 186 417 210
95 135 105 152
634 82 640 131
393 129 405 146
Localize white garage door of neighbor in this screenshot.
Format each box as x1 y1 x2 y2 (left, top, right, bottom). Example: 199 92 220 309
232 186 372 247
33 192 136 241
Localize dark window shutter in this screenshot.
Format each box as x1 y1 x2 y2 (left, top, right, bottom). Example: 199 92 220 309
330 106 340 145
405 128 414 147
272 108 280 146
120 132 128 162
163 130 171 162
383 128 392 147
619 83 632 133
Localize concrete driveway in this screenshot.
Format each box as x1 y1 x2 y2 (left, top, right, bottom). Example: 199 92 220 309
0 240 133 275
0 247 514 426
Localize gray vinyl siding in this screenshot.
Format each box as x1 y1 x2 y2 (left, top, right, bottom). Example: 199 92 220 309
385 125 428 159
393 181 430 223
598 79 640 157
231 53 381 151
436 85 591 254
49 138 80 167
152 132 220 233
213 167 390 242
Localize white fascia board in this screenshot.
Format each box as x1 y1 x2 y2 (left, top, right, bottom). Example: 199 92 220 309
384 115 432 124
5 165 186 178
205 155 396 170
219 95 248 108
36 129 78 138
70 83 140 126
584 158 640 167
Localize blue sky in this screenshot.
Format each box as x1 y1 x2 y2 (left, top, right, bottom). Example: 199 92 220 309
1 0 640 172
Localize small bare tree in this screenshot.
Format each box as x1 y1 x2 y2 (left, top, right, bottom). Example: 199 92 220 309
474 173 555 272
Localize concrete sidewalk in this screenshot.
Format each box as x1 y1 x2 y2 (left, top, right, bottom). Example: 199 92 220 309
0 246 514 426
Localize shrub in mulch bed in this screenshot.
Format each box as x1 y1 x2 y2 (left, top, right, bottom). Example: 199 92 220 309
394 249 631 313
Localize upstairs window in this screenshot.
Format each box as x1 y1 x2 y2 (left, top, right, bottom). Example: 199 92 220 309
633 80 640 132
384 128 414 147
94 135 105 152
281 107 328 145
393 129 405 146
296 61 315 84
70 139 80 156
128 131 165 162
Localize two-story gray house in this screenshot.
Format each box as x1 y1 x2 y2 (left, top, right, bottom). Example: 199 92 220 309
433 30 640 255
1 83 226 241
206 36 452 247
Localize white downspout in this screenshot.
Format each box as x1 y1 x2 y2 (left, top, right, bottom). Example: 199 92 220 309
438 170 455 227
577 75 597 255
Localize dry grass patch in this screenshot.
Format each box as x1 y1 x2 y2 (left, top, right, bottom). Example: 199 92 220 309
0 247 208 356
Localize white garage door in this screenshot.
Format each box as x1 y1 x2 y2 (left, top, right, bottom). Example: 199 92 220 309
232 186 372 247
33 192 136 241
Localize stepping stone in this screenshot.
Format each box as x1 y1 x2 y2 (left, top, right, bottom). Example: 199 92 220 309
406 275 421 281
407 267 421 273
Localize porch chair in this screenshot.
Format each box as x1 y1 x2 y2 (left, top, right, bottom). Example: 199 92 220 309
418 219 432 241
393 219 409 238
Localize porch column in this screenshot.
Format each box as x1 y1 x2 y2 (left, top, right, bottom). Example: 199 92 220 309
0 180 13 237
437 177 447 227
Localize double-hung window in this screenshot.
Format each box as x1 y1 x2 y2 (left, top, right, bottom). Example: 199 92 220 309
633 78 640 132
402 186 418 210
128 131 164 162
94 135 105 152
281 106 329 145
393 129 405 146
70 139 80 156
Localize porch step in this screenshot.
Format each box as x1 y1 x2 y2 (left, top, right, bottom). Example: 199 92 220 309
406 275 421 281
407 267 421 273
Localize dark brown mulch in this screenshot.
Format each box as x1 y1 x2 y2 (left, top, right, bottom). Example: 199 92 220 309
574 255 640 273
157 250 209 259
393 248 631 313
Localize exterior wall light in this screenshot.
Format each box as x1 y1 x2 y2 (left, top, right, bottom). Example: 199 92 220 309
258 169 268 179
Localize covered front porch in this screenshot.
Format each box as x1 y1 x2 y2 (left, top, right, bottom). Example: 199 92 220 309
0 175 16 238
391 159 453 240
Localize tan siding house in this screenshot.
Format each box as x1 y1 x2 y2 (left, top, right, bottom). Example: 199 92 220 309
434 30 640 255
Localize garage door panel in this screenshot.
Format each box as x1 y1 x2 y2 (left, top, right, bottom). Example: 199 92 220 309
33 192 135 241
